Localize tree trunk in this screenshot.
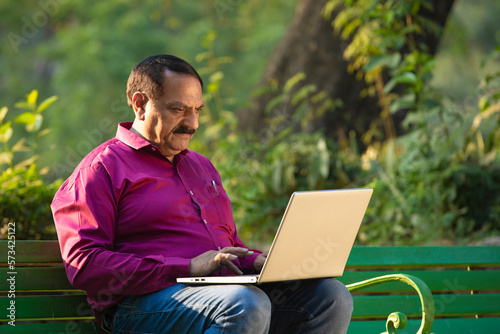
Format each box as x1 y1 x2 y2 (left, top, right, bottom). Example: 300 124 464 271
237 0 455 146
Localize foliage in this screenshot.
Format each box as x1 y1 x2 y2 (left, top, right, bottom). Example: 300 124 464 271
1 1 499 246
319 0 500 244
1 90 62 240
324 0 441 142
0 0 297 176
0 164 62 240
358 49 500 245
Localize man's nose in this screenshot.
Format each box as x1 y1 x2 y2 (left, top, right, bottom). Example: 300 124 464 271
184 109 199 130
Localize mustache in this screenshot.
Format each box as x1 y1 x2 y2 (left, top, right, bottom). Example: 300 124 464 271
173 126 196 135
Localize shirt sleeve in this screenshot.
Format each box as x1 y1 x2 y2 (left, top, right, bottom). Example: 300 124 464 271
51 162 191 307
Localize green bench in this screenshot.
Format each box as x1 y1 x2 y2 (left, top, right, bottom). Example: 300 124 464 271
1 240 499 333
338 246 500 334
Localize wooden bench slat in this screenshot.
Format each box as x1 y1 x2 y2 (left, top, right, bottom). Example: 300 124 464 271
0 240 62 264
430 317 500 334
0 322 95 333
352 294 500 318
339 270 500 292
0 295 92 321
347 317 500 334
0 267 73 291
12 288 498 321
432 293 500 317
347 246 500 267
2 267 498 293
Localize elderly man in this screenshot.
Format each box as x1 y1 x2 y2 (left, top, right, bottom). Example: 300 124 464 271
51 55 353 333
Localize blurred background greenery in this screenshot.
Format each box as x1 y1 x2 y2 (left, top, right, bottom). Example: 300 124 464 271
1 0 499 246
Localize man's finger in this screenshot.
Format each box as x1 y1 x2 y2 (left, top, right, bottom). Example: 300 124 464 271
219 247 254 257
215 252 237 262
221 259 243 275
215 252 243 275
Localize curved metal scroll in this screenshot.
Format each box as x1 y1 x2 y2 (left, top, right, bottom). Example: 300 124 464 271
346 273 435 334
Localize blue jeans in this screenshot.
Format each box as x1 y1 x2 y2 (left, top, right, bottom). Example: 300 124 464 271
104 278 353 334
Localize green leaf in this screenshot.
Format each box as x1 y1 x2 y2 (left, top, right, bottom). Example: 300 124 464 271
209 71 224 83
11 138 30 152
201 31 217 49
265 95 284 114
37 96 58 113
0 152 13 165
400 25 417 36
195 51 209 63
33 114 44 132
27 90 38 106
14 111 36 125
14 101 31 110
214 56 234 66
364 53 401 71
390 93 416 113
0 122 13 142
342 18 361 38
291 84 317 106
420 59 437 73
38 128 51 137
0 107 8 123
283 72 306 94
14 155 38 169
206 81 220 93
479 96 490 111
384 72 418 94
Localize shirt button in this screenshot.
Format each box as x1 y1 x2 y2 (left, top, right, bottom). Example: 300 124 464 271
151 147 156 152
203 219 208 224
190 191 194 196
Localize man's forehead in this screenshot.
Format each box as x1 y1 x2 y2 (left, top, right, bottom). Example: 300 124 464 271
162 69 201 86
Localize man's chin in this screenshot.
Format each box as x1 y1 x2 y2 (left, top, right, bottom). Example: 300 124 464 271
162 140 191 155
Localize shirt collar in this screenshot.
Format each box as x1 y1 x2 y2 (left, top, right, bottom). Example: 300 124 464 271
116 122 150 150
116 122 190 163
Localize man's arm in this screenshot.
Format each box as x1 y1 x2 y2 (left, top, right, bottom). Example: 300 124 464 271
52 163 190 300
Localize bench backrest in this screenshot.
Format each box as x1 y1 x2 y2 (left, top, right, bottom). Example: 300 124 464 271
1 241 499 333
339 246 500 333
0 240 95 333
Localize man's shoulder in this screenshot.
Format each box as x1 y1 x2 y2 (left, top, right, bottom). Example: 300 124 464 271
74 137 126 170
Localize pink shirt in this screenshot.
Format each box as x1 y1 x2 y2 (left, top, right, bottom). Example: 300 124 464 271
51 122 260 318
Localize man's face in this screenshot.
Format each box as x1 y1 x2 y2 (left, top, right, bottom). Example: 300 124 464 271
136 70 203 160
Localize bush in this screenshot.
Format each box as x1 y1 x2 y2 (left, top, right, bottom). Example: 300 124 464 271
0 90 62 240
0 165 62 239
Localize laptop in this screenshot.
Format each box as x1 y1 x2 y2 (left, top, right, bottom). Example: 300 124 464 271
176 188 373 285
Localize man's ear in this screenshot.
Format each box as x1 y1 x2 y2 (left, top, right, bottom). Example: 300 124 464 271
132 92 147 120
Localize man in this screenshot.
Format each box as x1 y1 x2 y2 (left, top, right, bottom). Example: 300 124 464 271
51 55 353 333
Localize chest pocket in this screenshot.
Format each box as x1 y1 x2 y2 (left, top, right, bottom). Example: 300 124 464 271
177 155 236 246
206 182 236 239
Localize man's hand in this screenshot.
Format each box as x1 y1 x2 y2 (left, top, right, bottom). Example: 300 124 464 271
254 251 269 272
189 247 254 276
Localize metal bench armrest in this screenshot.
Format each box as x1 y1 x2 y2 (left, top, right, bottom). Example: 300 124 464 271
346 273 435 334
